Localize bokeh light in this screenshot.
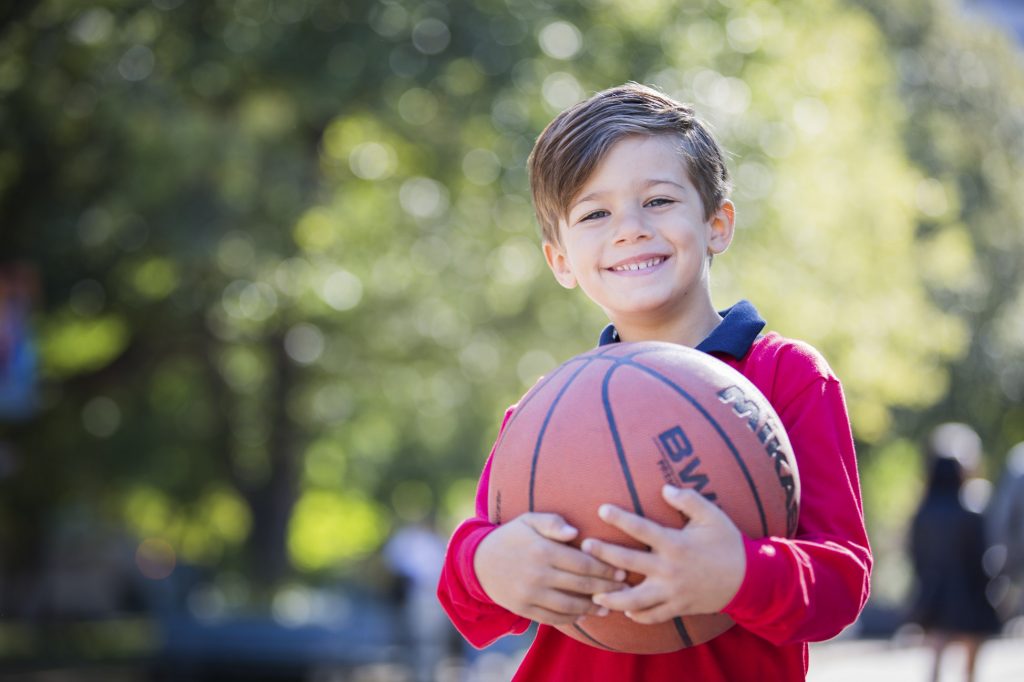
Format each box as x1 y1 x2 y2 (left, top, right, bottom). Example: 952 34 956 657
81 396 121 438
284 323 325 365
135 538 176 580
538 21 582 60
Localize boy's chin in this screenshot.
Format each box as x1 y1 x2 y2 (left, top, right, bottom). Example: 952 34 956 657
602 301 677 324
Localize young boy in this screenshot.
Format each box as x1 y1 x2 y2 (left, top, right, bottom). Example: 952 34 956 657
437 83 872 681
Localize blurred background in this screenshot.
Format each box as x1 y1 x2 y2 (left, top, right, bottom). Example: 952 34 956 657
2 0 1024 679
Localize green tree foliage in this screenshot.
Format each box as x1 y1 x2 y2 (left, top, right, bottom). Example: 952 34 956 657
846 0 1024 608
858 0 1024 465
0 0 1015 604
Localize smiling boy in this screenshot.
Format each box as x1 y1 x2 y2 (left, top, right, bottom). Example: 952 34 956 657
438 83 872 681
543 133 732 348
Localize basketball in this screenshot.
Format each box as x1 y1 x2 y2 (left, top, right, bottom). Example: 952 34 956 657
487 341 800 654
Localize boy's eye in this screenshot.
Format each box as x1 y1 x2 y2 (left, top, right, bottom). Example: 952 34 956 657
646 198 674 207
580 210 609 222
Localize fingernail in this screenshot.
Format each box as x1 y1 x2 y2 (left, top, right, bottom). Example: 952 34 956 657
581 538 594 553
663 484 681 498
614 569 626 582
598 504 612 520
597 607 609 617
562 524 577 535
593 594 605 606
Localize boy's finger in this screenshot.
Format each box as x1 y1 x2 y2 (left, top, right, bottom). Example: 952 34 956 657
536 588 606 619
623 601 681 625
525 604 591 626
548 543 627 581
662 486 720 524
596 504 668 546
548 570 626 596
522 512 578 541
592 581 663 613
580 537 657 575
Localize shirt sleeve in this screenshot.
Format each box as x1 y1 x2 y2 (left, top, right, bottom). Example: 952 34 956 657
722 348 873 645
436 406 533 648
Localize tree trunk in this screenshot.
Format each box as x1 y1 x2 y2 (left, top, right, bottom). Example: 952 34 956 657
245 332 300 589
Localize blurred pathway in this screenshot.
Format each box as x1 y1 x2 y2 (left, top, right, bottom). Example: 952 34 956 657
808 637 1024 682
451 634 1024 682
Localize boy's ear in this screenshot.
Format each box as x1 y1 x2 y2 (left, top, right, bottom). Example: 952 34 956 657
542 240 578 289
707 200 736 256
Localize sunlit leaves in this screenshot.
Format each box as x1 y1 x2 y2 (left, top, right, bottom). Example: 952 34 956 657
302 438 347 488
292 207 337 253
122 486 252 565
860 0 1024 457
128 256 179 300
698 0 965 442
39 312 130 379
917 227 978 291
218 344 269 394
390 480 433 523
240 91 299 138
288 491 389 571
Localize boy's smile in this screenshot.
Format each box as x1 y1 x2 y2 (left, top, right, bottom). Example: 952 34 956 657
608 254 668 274
542 134 735 346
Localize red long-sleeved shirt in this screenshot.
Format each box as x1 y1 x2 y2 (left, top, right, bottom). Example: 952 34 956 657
438 303 872 681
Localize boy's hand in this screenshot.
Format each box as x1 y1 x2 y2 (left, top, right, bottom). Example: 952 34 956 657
583 485 746 624
474 512 628 626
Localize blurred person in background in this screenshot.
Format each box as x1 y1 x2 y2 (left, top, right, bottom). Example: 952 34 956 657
986 442 1024 624
384 518 451 682
0 263 39 422
908 423 1002 682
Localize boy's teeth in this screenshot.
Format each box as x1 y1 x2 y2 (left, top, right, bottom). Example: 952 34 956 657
613 257 663 272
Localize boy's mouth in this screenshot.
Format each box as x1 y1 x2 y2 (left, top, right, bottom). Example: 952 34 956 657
608 256 667 272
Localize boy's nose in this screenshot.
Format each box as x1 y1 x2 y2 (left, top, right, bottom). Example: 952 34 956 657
612 208 653 243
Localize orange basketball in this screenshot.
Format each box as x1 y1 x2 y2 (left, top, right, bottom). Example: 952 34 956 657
487 341 800 654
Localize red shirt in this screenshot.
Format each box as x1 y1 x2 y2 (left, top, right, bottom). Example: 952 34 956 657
438 305 872 681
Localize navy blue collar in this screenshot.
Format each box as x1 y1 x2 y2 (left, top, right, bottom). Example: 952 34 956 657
597 300 766 359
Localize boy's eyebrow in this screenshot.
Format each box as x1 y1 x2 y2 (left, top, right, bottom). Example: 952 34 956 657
642 178 688 192
570 179 687 211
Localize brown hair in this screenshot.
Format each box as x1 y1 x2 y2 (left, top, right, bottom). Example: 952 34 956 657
527 83 731 244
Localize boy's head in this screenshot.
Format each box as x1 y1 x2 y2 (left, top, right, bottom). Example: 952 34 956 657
528 83 731 246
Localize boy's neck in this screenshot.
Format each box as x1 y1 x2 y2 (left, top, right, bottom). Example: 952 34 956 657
610 297 723 348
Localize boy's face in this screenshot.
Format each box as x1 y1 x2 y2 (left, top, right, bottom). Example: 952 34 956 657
543 134 734 328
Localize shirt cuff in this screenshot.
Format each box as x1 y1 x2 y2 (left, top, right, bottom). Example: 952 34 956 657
722 535 790 623
458 523 501 604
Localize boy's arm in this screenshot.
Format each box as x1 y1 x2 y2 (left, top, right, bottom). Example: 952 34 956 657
721 364 872 645
437 408 533 648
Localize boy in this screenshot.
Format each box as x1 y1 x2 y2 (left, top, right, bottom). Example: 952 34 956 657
437 83 872 681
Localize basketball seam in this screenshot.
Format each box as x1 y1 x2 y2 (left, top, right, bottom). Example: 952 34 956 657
602 358 698 650
571 622 621 652
498 345 620 452
601 361 645 516
620 357 770 537
528 350 616 512
672 616 695 648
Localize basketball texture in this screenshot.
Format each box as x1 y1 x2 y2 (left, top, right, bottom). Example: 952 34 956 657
487 341 800 654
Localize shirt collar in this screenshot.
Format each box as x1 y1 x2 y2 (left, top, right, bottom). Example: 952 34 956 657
597 300 766 359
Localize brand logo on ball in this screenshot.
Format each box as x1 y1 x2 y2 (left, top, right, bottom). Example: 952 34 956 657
654 425 718 503
717 385 799 535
